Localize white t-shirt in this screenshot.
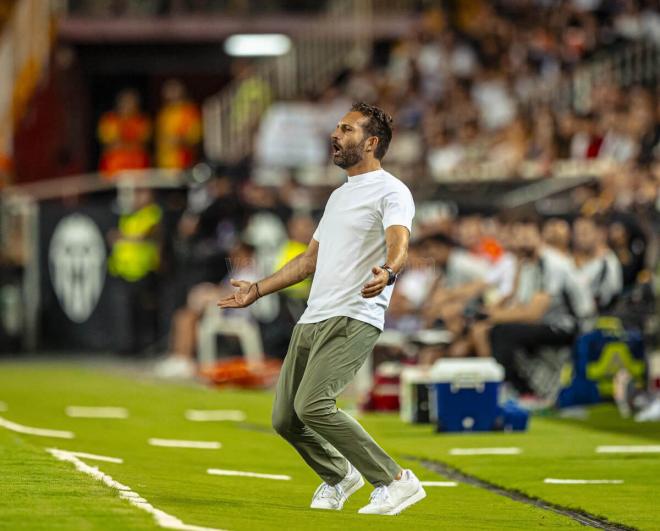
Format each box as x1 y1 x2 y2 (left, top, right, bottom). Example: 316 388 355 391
299 168 415 331
396 266 437 309
445 250 490 287
576 251 623 310
484 252 517 299
515 250 595 333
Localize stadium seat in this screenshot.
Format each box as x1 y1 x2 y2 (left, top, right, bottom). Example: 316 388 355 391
197 305 264 369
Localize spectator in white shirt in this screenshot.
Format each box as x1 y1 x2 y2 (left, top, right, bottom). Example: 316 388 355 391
573 215 623 312
471 218 595 394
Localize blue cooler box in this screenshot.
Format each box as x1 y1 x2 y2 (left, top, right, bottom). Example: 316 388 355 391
430 359 504 432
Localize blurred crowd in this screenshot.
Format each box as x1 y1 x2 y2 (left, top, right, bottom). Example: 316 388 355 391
360 1 660 184
256 1 660 187
389 196 657 374
144 151 659 390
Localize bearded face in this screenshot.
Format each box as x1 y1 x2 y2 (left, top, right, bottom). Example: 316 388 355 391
331 135 366 169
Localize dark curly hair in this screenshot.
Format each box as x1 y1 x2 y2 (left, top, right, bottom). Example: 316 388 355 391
350 102 393 161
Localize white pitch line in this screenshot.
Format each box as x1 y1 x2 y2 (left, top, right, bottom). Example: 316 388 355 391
0 401 7 412
185 410 246 422
66 406 129 419
47 448 225 531
207 468 291 481
57 450 124 464
420 481 458 487
596 445 660 454
0 416 74 439
450 447 521 456
544 479 624 485
149 438 221 450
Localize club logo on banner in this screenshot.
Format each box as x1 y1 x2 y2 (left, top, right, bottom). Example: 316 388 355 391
49 214 106 323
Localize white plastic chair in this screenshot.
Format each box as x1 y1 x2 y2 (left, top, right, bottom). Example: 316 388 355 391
197 305 264 369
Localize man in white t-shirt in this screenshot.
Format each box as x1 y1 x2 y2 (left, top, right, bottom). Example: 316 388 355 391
471 218 595 393
573 216 623 312
219 103 424 516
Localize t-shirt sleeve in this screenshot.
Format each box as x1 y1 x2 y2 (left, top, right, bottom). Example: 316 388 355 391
382 186 415 232
312 215 323 242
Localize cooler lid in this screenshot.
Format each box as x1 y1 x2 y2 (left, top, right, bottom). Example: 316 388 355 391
429 358 504 383
401 366 433 384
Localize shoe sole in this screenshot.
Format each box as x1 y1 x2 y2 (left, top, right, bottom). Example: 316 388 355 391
386 486 426 515
311 474 365 511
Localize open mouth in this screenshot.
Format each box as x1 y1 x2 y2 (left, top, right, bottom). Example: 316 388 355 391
332 142 341 156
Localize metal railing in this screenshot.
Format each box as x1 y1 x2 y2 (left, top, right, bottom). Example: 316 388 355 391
531 39 660 113
202 0 373 164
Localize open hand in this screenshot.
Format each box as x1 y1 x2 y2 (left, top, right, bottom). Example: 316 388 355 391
361 266 390 298
217 279 259 308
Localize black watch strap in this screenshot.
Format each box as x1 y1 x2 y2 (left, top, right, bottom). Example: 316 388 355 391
381 265 397 286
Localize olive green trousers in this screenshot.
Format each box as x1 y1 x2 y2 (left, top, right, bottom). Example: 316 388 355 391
272 316 400 487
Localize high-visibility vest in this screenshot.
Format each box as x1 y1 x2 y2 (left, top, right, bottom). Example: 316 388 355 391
108 203 162 282
275 240 311 299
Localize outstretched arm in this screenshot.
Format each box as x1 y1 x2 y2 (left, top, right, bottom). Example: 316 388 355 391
487 292 551 323
217 238 319 309
362 225 410 298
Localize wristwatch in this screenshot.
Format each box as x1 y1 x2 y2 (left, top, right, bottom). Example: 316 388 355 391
381 265 397 286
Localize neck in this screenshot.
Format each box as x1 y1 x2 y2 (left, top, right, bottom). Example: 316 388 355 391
575 249 596 265
346 158 381 177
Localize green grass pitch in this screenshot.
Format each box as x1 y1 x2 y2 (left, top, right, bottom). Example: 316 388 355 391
1 361 659 530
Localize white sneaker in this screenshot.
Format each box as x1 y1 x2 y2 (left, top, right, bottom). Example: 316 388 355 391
310 462 365 510
358 469 426 515
154 356 196 379
635 397 660 422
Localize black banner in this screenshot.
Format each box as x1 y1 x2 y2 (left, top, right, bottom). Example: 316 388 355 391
39 196 119 351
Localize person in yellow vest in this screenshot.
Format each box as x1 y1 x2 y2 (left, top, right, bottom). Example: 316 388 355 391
229 61 272 133
254 213 316 359
275 213 314 305
155 79 202 169
108 187 163 282
107 186 163 353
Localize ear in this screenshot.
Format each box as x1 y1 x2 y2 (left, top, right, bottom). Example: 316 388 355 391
366 136 379 153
